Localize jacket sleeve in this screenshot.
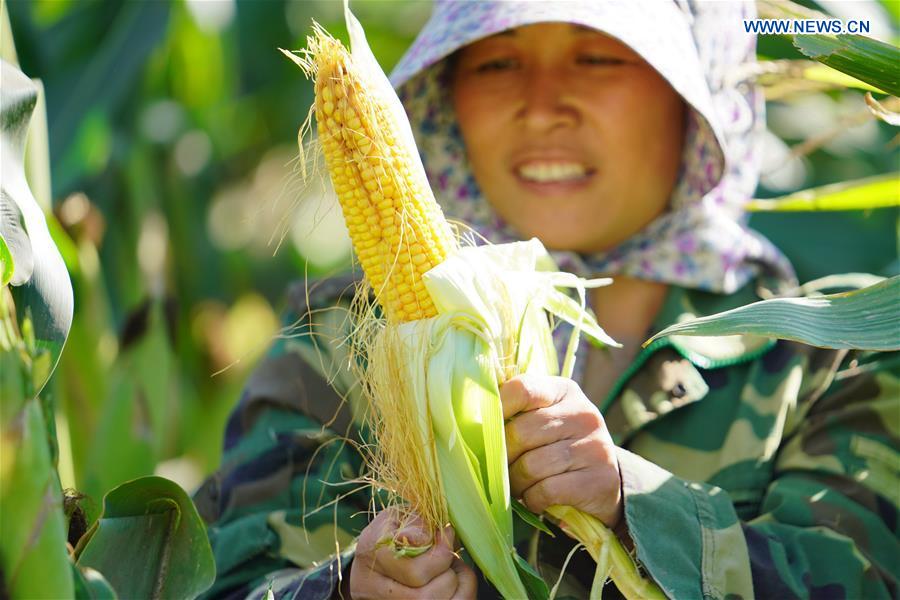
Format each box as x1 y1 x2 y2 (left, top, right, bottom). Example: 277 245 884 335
616 348 899 600
193 301 368 600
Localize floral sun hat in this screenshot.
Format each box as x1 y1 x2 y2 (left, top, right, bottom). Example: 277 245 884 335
387 0 796 295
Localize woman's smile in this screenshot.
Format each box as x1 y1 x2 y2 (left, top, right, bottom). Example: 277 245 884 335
512 156 597 196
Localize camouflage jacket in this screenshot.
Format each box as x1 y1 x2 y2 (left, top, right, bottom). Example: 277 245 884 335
193 275 900 599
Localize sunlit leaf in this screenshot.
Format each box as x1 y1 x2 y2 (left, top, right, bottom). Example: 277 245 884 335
75 476 215 600
1 59 73 396
747 175 900 212
1 191 32 286
0 231 13 286
647 276 900 351
754 59 881 99
801 63 881 91
878 0 900 24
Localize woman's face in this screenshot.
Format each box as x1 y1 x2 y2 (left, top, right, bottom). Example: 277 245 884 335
451 23 686 254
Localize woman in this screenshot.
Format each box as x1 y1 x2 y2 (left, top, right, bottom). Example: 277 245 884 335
194 2 898 598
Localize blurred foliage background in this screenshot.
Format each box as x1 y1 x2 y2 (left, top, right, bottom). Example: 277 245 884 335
5 0 897 513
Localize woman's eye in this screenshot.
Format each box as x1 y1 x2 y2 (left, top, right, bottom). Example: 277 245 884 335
577 55 626 67
475 58 519 73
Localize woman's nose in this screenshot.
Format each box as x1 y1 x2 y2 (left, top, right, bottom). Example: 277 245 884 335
517 68 578 132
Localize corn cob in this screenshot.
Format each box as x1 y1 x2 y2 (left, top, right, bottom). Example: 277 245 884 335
308 30 457 324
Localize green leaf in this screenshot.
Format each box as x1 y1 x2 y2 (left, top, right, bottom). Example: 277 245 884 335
0 232 12 287
44 1 170 193
74 476 216 600
793 34 900 96
81 300 176 500
647 276 900 351
513 551 551 600
1 59 73 396
512 499 555 537
0 399 74 599
80 369 156 501
747 175 900 212
71 563 118 600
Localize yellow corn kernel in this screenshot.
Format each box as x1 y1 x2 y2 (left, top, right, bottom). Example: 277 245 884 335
311 31 457 323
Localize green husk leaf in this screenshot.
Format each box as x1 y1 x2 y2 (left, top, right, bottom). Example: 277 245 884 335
647 276 900 351
512 499 555 537
425 323 528 599
543 287 620 349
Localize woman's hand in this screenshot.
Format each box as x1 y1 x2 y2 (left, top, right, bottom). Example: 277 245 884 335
501 374 623 528
349 508 477 599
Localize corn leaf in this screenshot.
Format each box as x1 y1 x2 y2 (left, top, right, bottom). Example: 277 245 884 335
74 476 215 600
647 276 900 351
1 60 73 397
793 34 900 96
513 552 550 600
746 175 900 212
80 301 175 501
0 398 74 599
71 563 118 600
512 500 555 537
42 1 170 193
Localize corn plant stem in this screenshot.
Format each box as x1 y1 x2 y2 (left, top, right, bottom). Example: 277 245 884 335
546 505 666 600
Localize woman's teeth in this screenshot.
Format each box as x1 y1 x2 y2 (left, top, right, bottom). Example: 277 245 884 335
517 162 588 183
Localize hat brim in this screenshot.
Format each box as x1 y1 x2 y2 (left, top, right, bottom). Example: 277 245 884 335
390 0 726 188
